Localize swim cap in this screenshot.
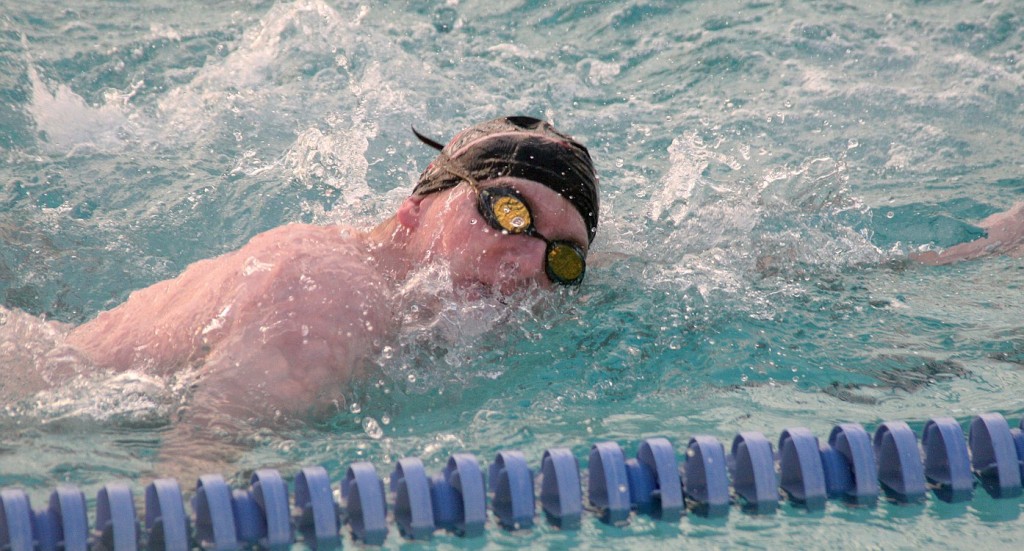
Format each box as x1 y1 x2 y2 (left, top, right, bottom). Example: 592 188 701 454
413 116 600 243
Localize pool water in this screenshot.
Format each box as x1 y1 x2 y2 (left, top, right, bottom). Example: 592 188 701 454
2 0 1023 547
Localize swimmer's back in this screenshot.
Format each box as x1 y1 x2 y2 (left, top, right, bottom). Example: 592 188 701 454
67 223 395 389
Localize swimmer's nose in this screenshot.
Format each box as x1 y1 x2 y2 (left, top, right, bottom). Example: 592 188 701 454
497 235 550 286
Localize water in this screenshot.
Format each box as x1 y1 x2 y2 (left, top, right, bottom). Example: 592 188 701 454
2 0 1024 547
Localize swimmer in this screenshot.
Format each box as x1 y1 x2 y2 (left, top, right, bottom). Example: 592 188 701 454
56 114 1023 425
64 116 599 420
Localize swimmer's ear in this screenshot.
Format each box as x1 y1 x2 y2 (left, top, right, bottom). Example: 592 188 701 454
396 195 426 230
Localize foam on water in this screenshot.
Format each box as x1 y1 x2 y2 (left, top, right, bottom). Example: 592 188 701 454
26 62 134 156
0 306 198 429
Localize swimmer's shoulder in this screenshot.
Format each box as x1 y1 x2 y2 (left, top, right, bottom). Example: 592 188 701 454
244 222 364 250
240 223 389 295
235 223 372 270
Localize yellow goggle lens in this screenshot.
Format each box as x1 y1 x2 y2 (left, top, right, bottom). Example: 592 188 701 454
547 243 585 282
490 196 532 234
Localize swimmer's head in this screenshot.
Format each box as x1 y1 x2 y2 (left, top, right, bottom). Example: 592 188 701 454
412 116 599 244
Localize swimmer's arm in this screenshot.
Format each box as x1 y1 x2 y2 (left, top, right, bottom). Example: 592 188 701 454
911 202 1024 265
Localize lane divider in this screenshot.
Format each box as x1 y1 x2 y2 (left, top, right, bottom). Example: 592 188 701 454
2 413 1024 549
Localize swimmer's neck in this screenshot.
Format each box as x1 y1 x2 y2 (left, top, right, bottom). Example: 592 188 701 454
359 216 418 280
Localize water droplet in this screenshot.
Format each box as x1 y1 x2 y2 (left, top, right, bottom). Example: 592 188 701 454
886 211 895 219
407 373 417 383
615 159 624 168
381 414 391 425
381 346 394 360
362 416 383 439
349 402 362 414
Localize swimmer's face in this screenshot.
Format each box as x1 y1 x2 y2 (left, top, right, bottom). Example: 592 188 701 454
408 177 590 293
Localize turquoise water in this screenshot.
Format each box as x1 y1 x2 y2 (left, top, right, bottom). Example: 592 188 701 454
2 0 1024 547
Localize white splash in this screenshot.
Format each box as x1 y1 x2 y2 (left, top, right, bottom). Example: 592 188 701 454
25 62 134 155
156 0 355 138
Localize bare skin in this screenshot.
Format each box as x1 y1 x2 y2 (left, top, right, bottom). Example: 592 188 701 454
911 201 1024 265
65 177 589 420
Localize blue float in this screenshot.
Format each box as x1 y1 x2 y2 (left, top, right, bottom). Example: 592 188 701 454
192 475 237 550
921 417 973 502
588 441 631 524
144 479 189 551
539 448 582 528
294 466 339 547
969 413 1022 498
390 458 435 540
3 413 1024 545
778 427 827 510
50 486 89 551
827 423 879 505
730 432 779 513
684 436 730 517
250 469 293 548
489 451 535 529
94 483 138 550
633 437 684 520
341 462 388 545
436 452 487 532
873 422 926 503
0 488 34 551
229 488 263 545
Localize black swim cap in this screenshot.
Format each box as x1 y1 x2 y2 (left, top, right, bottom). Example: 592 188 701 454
412 116 599 244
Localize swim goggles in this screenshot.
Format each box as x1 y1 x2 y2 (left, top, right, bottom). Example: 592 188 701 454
469 183 587 286
413 137 587 285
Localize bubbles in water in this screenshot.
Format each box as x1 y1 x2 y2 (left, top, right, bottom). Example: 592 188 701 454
362 416 383 439
349 402 362 414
